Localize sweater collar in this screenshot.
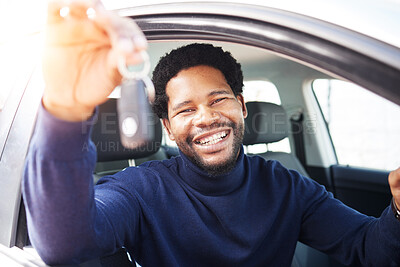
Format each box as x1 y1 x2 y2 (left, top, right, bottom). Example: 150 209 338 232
177 146 246 195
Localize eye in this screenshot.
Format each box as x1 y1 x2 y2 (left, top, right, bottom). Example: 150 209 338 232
178 108 194 114
212 97 227 105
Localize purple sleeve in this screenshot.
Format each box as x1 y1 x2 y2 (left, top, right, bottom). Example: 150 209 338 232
22 104 139 265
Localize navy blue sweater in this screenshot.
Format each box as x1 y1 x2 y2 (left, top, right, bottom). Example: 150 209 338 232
23 106 400 266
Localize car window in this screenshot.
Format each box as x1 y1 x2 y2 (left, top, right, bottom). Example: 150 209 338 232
242 80 281 104
0 42 19 111
0 1 46 111
313 79 400 171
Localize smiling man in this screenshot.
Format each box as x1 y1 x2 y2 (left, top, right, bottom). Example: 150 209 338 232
23 1 400 267
154 45 247 176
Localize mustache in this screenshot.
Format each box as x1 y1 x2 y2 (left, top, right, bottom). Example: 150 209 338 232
186 121 236 144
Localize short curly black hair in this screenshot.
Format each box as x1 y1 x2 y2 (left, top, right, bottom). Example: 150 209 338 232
152 43 244 119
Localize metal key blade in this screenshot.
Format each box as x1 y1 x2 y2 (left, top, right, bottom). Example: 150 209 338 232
117 79 155 149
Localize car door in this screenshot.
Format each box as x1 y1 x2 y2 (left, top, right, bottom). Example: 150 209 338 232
308 78 400 218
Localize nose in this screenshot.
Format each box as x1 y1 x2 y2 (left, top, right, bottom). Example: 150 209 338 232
193 106 220 127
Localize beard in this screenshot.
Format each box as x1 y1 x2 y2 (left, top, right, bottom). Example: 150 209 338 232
176 120 244 176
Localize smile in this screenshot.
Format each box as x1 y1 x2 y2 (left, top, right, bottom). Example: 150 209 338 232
194 130 229 146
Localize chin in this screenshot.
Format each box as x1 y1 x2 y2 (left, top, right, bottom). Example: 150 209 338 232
179 121 244 176
202 159 238 176
190 146 240 176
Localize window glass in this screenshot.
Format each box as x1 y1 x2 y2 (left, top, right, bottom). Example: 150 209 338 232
313 79 400 171
0 42 19 111
0 0 46 111
242 80 281 104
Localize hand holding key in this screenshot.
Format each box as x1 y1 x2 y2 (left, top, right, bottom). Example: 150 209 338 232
42 0 148 121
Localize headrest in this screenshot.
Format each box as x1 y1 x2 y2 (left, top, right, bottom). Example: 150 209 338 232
91 98 162 162
243 102 289 145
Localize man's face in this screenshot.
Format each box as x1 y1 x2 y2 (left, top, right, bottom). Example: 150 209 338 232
162 65 247 175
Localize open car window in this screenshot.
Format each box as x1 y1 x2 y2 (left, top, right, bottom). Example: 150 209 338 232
313 79 400 171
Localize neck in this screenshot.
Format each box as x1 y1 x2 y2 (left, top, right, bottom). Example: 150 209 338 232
177 146 246 195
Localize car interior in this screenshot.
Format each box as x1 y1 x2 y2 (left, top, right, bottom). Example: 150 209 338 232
1 2 399 266
10 38 397 267
6 34 393 266
87 40 368 266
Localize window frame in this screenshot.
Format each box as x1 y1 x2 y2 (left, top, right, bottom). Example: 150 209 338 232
125 4 400 106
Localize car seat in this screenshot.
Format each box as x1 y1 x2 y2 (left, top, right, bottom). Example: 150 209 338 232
243 101 307 176
243 101 344 267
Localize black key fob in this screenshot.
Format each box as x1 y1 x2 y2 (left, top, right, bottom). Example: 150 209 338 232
117 79 155 149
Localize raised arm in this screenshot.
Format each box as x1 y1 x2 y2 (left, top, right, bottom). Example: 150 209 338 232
23 0 146 264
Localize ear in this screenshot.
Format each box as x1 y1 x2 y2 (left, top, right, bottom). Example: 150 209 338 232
236 94 248 118
162 118 175 141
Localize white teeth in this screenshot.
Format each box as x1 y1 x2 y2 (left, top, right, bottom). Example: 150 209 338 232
196 131 228 145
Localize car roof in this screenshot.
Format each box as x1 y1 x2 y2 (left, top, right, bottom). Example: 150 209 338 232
5 0 399 49
103 0 400 49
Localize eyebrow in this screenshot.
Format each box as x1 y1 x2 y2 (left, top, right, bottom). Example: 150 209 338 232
208 89 231 96
171 89 232 112
172 100 192 112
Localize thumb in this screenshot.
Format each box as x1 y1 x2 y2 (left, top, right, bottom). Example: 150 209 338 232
389 167 400 208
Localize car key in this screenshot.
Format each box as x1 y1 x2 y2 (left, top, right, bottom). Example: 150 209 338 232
117 52 155 149
118 78 155 148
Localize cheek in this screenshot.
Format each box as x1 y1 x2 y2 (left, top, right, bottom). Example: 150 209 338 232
223 104 245 120
170 117 193 138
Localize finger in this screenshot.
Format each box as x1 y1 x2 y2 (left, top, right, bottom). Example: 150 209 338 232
47 0 92 23
389 167 400 186
389 167 400 206
47 0 69 24
106 44 146 83
45 1 110 46
47 0 147 56
92 9 147 62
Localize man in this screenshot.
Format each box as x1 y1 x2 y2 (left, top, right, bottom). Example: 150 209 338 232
23 1 400 266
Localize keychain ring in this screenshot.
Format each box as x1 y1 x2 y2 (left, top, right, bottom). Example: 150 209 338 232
142 76 155 103
118 51 151 80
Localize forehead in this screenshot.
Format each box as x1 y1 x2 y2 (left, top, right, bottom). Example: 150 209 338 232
165 65 233 102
